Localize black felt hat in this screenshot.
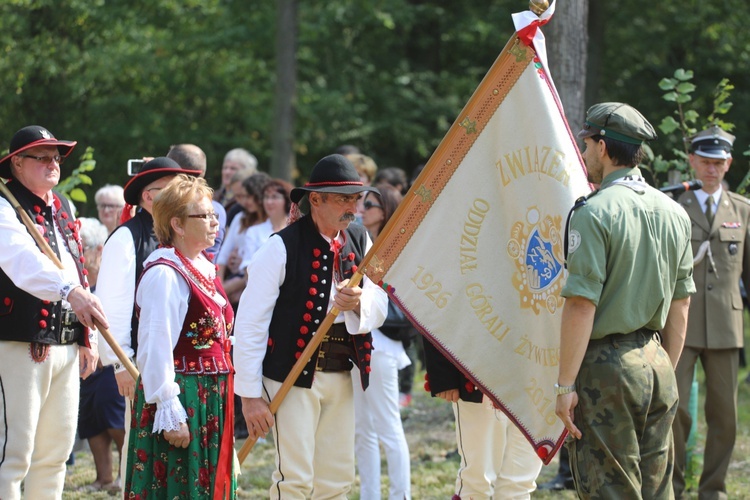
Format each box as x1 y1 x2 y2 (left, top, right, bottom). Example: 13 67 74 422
123 157 201 205
0 125 77 178
290 154 379 203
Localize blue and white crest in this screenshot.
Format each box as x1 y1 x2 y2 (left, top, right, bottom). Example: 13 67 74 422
508 208 565 315
525 228 562 291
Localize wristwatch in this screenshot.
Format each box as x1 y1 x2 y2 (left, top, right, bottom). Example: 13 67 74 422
554 383 576 395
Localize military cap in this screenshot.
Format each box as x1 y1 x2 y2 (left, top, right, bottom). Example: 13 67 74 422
577 102 657 145
690 125 735 159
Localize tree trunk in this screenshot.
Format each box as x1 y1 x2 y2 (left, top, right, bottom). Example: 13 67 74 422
585 1 603 106
546 0 589 131
270 0 297 181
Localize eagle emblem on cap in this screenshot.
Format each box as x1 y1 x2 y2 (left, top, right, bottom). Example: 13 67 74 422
39 129 51 139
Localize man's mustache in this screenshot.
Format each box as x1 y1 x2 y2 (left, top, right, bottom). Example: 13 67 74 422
340 212 356 222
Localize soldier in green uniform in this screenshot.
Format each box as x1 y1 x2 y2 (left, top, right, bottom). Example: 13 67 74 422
672 126 750 500
555 102 696 499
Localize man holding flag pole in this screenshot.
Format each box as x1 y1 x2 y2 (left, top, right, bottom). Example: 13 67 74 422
234 154 387 499
233 0 608 494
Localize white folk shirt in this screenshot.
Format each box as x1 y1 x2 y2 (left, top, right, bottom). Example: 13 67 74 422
233 230 388 399
0 193 88 313
135 248 227 433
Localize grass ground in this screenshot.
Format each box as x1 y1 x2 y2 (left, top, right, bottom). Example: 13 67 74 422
63 362 750 499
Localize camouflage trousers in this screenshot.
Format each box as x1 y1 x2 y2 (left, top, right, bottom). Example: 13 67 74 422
566 329 678 499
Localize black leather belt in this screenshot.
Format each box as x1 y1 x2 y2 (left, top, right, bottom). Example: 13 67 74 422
316 323 354 372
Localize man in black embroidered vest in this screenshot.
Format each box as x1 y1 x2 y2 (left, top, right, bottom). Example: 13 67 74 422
235 154 388 499
0 125 109 499
96 157 200 487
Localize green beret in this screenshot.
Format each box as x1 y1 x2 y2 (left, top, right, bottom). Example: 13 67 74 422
577 102 657 145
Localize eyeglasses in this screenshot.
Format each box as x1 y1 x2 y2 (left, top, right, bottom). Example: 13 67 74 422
145 187 163 193
97 204 124 211
363 200 383 210
187 212 219 221
18 154 64 165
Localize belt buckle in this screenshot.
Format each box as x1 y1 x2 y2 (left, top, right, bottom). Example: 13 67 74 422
60 325 76 344
62 309 77 326
315 349 325 371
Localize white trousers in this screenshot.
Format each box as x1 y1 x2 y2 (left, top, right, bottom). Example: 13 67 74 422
453 399 542 500
119 396 132 495
264 372 355 499
352 352 411 500
0 342 79 500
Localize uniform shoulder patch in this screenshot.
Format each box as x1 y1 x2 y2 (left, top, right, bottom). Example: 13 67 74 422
568 229 582 254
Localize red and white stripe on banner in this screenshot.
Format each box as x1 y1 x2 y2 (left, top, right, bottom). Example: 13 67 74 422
360 3 591 463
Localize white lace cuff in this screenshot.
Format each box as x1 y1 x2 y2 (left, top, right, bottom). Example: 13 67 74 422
152 396 188 434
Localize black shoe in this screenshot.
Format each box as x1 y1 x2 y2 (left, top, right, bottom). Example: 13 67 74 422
538 473 575 491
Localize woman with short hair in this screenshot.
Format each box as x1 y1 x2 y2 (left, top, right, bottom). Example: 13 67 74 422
124 174 236 499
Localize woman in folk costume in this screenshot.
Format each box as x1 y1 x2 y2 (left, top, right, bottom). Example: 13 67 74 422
124 174 236 499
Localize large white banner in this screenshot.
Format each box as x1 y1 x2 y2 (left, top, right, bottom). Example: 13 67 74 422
360 8 590 462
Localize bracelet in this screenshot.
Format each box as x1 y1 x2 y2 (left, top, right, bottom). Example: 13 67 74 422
554 383 576 395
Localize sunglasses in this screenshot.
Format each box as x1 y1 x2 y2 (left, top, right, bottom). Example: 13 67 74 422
363 200 383 210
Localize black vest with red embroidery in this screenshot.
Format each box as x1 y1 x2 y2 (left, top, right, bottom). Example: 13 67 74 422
263 215 373 389
0 179 89 345
141 257 234 375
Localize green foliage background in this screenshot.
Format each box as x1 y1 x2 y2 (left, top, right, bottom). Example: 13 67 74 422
2 0 750 215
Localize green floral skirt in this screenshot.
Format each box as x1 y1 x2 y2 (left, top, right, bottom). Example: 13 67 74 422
124 373 236 499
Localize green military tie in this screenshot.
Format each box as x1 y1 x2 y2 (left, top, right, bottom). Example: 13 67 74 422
705 196 714 226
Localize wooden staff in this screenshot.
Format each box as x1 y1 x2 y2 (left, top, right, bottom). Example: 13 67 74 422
0 181 140 381
236 271 364 464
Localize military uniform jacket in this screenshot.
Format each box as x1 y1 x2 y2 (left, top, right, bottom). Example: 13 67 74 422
563 168 695 338
678 189 750 349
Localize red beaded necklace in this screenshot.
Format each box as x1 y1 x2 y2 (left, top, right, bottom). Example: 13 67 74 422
173 247 216 295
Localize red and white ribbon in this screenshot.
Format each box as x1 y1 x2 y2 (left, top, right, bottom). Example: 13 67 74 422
512 0 556 75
